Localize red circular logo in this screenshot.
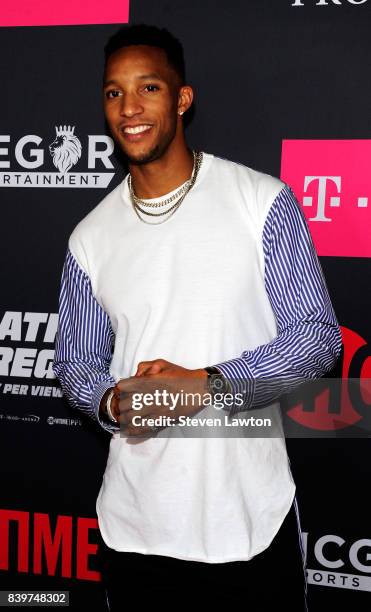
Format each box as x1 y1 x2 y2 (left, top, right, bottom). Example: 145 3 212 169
287 326 371 431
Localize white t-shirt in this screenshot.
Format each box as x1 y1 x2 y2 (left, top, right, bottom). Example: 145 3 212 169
69 153 296 562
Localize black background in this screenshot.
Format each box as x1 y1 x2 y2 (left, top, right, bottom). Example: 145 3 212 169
1 1 370 609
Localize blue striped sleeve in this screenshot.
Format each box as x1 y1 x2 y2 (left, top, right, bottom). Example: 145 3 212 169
214 185 342 416
52 248 119 433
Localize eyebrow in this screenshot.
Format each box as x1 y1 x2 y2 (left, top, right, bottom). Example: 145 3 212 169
138 73 164 80
103 73 165 87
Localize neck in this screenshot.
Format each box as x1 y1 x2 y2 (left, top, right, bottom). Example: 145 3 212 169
128 140 194 199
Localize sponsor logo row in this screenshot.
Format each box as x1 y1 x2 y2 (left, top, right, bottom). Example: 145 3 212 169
1 311 371 434
0 412 82 426
0 0 367 29
1 508 369 591
1 134 370 257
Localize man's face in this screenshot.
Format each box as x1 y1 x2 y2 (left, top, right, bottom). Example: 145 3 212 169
103 45 182 165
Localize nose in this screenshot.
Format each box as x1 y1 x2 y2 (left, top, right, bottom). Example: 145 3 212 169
119 92 144 118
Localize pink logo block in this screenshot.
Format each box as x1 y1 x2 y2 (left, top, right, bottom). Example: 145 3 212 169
281 140 371 258
0 0 129 26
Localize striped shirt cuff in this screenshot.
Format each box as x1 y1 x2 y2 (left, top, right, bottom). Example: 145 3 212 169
92 379 120 433
213 358 256 416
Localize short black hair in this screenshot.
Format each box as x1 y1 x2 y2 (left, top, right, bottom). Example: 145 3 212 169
104 24 186 85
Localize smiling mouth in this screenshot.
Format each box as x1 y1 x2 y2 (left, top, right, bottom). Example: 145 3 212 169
121 124 153 135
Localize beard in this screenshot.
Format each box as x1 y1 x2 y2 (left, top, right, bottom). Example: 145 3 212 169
123 121 177 166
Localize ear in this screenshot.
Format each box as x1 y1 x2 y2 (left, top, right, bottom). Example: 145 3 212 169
177 85 194 116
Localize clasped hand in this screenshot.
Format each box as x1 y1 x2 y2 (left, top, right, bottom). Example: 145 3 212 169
112 359 208 437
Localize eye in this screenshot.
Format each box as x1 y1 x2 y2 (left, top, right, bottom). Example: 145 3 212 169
105 89 121 99
144 84 159 93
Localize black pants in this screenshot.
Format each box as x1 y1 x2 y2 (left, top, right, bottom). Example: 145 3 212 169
97 498 308 610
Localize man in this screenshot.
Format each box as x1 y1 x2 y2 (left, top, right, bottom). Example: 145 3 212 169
53 24 341 610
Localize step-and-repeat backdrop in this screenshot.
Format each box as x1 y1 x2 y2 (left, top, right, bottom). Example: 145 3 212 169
1 1 370 609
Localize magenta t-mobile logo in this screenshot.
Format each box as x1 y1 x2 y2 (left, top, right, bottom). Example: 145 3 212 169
0 0 129 26
281 140 371 257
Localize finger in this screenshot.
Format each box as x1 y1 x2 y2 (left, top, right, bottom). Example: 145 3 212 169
135 360 167 377
145 363 165 374
117 395 134 414
135 365 158 376
134 361 155 376
120 407 148 425
120 408 133 426
115 376 145 393
120 409 160 436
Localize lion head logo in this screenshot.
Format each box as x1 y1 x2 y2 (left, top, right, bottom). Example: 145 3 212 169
49 125 82 173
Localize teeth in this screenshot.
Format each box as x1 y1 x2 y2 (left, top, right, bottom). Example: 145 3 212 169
124 125 152 134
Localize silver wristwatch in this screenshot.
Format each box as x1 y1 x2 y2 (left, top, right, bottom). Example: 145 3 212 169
204 366 230 396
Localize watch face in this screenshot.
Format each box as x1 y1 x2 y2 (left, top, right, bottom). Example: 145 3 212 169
210 374 225 393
